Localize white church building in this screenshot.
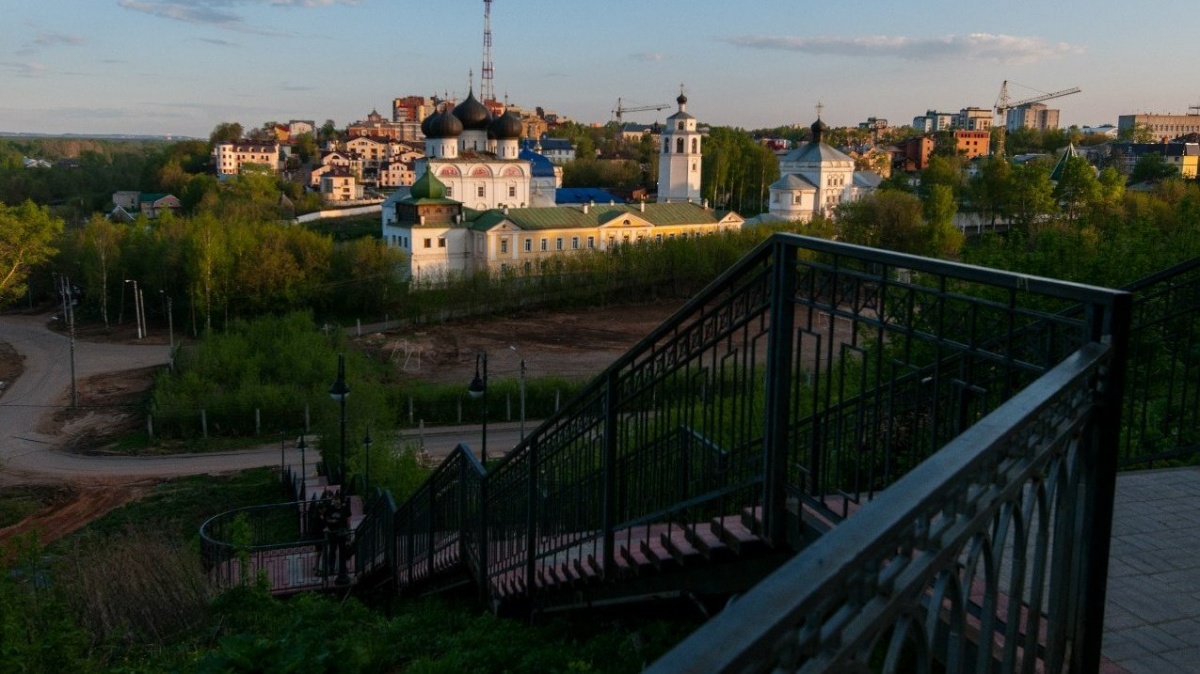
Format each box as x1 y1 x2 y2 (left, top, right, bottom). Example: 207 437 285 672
761 117 882 223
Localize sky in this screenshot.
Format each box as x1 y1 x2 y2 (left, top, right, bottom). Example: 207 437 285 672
3 0 1199 138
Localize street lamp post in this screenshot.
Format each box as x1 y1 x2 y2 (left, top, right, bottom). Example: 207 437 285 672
160 291 174 350
467 351 488 465
297 428 308 501
510 345 526 443
362 429 373 498
328 354 350 486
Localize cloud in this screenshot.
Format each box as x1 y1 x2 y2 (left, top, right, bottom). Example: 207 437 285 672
196 37 239 47
34 31 86 48
723 33 1084 64
630 51 666 63
16 29 86 56
118 0 358 32
2 61 49 78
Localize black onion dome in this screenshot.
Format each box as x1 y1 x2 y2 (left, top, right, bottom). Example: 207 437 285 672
453 90 491 131
677 93 687 106
490 110 522 140
421 106 463 138
810 117 828 143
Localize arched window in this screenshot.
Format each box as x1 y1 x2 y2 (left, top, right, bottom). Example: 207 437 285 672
691 138 698 153
664 139 669 153
676 138 684 153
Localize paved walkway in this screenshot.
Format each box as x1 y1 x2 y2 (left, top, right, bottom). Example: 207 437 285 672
1105 466 1200 672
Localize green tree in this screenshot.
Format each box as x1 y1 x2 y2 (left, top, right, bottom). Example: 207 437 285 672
1119 123 1156 143
0 201 63 306
209 122 244 145
1130 153 1177 184
837 190 929 255
925 184 964 258
292 132 319 164
1053 156 1101 221
1006 162 1056 233
967 156 1012 225
74 215 126 326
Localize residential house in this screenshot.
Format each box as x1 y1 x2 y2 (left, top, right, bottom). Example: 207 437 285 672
109 191 181 220
319 168 362 202
212 140 285 177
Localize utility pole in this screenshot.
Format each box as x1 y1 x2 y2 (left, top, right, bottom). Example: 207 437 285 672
58 274 78 408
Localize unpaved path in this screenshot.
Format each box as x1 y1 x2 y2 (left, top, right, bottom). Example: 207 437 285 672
0 304 681 541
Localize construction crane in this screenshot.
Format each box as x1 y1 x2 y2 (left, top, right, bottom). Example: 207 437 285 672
994 80 1081 156
612 98 669 124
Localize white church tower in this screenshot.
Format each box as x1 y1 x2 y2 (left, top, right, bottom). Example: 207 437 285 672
657 87 702 203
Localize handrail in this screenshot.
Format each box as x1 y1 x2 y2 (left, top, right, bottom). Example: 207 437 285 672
393 232 1130 613
647 342 1118 673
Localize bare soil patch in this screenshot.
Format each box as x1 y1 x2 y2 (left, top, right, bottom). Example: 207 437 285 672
43 366 161 454
0 481 151 550
362 301 682 385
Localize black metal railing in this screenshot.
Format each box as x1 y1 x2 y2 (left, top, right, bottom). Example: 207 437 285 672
393 233 1129 627
1119 256 1200 467
647 339 1125 673
200 498 334 593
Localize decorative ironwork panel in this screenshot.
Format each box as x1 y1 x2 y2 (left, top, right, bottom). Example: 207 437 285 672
646 343 1115 673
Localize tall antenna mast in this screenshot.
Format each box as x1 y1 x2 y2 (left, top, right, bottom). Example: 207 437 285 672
481 0 495 102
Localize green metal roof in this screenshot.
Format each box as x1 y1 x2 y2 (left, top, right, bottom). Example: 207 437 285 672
468 202 721 232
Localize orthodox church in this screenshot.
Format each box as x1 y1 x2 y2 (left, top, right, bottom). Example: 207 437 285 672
414 89 531 211
760 116 882 223
381 89 745 282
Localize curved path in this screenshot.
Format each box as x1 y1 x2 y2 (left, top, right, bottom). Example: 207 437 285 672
0 313 303 484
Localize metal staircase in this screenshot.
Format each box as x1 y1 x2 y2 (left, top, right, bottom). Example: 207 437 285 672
203 233 1200 671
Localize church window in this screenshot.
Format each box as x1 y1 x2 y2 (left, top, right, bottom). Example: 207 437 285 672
500 239 509 254
556 237 563 251
676 138 684 153
524 238 532 252
477 185 486 198
446 185 453 197
678 121 684 130
692 162 697 172
794 195 802 204
587 236 595 248
438 239 446 248
691 138 698 153
508 185 516 198
571 236 579 250
423 238 432 248
773 193 779 203
664 139 669 153
540 238 548 251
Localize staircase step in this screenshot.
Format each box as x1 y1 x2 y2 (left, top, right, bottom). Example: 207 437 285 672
661 529 702 566
574 557 599 583
713 516 764 554
638 539 667 570
684 522 729 559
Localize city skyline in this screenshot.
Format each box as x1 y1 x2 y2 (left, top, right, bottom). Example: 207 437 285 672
3 0 1198 138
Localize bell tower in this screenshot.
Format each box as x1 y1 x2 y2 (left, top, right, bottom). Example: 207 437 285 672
657 85 702 204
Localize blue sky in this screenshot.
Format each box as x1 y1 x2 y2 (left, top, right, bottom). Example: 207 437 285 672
3 0 1198 138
